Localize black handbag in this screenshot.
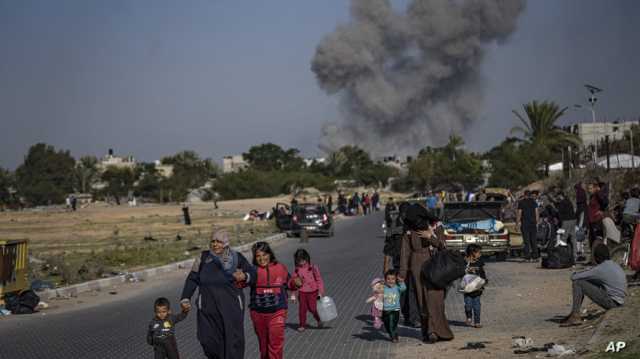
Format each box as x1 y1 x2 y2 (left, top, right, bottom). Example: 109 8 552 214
422 249 466 289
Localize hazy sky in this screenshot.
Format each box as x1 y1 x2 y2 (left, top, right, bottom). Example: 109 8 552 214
1 0 639 168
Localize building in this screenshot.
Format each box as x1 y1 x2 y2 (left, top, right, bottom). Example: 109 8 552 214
223 155 248 173
568 120 638 148
98 149 136 172
153 160 174 178
304 157 326 167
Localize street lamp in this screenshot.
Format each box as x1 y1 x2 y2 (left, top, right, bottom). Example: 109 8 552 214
574 104 597 164
574 84 603 166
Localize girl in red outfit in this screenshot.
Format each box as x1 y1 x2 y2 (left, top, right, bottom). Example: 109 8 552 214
249 242 295 359
290 248 325 332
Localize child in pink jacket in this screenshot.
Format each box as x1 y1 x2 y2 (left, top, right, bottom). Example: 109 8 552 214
291 248 325 332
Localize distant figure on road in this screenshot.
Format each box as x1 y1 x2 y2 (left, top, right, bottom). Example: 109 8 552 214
249 242 295 359
560 244 627 327
517 190 539 261
182 203 191 225
147 297 188 359
180 231 256 359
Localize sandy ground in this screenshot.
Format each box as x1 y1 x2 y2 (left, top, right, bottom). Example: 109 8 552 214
0 196 292 255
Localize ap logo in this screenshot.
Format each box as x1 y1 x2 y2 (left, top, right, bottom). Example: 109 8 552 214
605 341 626 353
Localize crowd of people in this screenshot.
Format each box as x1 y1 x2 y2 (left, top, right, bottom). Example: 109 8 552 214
144 178 638 358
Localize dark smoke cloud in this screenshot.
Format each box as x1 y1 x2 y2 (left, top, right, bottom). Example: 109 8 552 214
311 0 526 156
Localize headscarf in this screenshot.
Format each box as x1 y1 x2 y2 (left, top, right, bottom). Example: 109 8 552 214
210 230 235 273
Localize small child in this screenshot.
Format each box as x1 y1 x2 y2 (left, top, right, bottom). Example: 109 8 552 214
381 269 406 343
291 248 325 332
147 297 188 359
463 244 487 328
365 278 385 330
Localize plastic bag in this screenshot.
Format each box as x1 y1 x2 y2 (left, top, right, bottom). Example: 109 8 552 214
317 296 338 323
459 274 486 293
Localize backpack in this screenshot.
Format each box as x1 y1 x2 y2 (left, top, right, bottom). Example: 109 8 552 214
4 290 40 314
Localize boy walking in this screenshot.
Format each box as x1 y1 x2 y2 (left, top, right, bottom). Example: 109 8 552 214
382 269 406 343
147 297 188 359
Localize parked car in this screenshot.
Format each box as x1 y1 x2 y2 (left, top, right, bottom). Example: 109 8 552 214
441 201 510 261
273 202 334 237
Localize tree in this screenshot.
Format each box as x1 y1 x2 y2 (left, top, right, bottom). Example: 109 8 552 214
511 100 581 176
0 167 15 206
74 156 99 193
242 143 305 171
134 163 162 200
409 136 483 191
101 167 137 204
486 138 540 189
327 146 373 178
161 151 219 201
15 143 76 205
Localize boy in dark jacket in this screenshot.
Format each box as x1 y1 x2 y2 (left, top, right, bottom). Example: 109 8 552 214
147 297 188 359
463 244 487 328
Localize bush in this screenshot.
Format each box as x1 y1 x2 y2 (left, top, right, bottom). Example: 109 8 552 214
215 169 336 200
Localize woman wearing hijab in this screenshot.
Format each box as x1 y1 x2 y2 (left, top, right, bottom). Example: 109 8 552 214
180 230 256 359
399 205 454 343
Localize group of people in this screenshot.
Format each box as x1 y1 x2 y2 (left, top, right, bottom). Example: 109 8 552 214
381 199 466 344
515 179 633 327
336 191 380 216
147 231 326 359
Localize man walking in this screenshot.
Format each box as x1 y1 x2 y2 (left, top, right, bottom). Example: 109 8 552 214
517 190 540 261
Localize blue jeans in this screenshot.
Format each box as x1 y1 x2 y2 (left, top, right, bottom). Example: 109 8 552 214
464 295 481 324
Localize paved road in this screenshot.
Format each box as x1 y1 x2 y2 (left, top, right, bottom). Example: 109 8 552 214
0 213 409 359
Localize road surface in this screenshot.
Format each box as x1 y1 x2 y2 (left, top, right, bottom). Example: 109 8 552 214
0 213 579 358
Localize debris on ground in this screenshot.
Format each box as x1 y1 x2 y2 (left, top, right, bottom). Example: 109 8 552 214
514 341 555 354
544 344 576 357
37 301 49 310
0 308 11 316
460 341 490 350
512 336 534 349
109 291 118 295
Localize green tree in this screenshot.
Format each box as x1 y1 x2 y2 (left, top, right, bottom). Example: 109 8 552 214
15 143 76 205
74 156 99 193
161 151 219 202
243 143 305 171
0 167 15 205
134 163 163 200
409 136 483 191
511 100 581 176
101 167 137 204
327 146 373 178
486 138 540 189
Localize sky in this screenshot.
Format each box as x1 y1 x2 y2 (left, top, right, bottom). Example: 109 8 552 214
1 0 639 168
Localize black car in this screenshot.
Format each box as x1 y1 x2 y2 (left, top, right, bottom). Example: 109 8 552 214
273 202 334 237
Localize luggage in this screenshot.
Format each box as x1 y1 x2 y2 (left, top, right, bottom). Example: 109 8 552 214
3 289 40 314
317 296 338 322
630 225 640 271
422 250 466 289
541 242 574 269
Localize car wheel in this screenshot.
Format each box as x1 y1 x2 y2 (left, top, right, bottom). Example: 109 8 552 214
496 252 508 262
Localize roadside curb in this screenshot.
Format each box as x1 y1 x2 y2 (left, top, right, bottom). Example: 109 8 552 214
38 233 287 300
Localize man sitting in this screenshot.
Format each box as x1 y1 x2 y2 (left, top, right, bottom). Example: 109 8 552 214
561 244 627 326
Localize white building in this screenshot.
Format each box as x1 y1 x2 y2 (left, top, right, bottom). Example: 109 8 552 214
304 157 326 167
98 149 136 171
569 120 638 148
223 155 248 173
153 160 174 178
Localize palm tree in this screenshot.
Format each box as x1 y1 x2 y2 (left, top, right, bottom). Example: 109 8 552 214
511 100 581 176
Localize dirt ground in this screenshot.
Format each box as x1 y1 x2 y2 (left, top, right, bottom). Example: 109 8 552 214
393 261 640 358
0 196 291 255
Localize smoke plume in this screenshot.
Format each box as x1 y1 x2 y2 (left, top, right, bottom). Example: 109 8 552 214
312 0 526 156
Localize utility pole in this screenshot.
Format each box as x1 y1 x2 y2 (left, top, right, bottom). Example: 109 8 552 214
630 120 636 169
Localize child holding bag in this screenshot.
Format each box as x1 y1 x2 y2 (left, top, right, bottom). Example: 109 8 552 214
290 248 326 332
